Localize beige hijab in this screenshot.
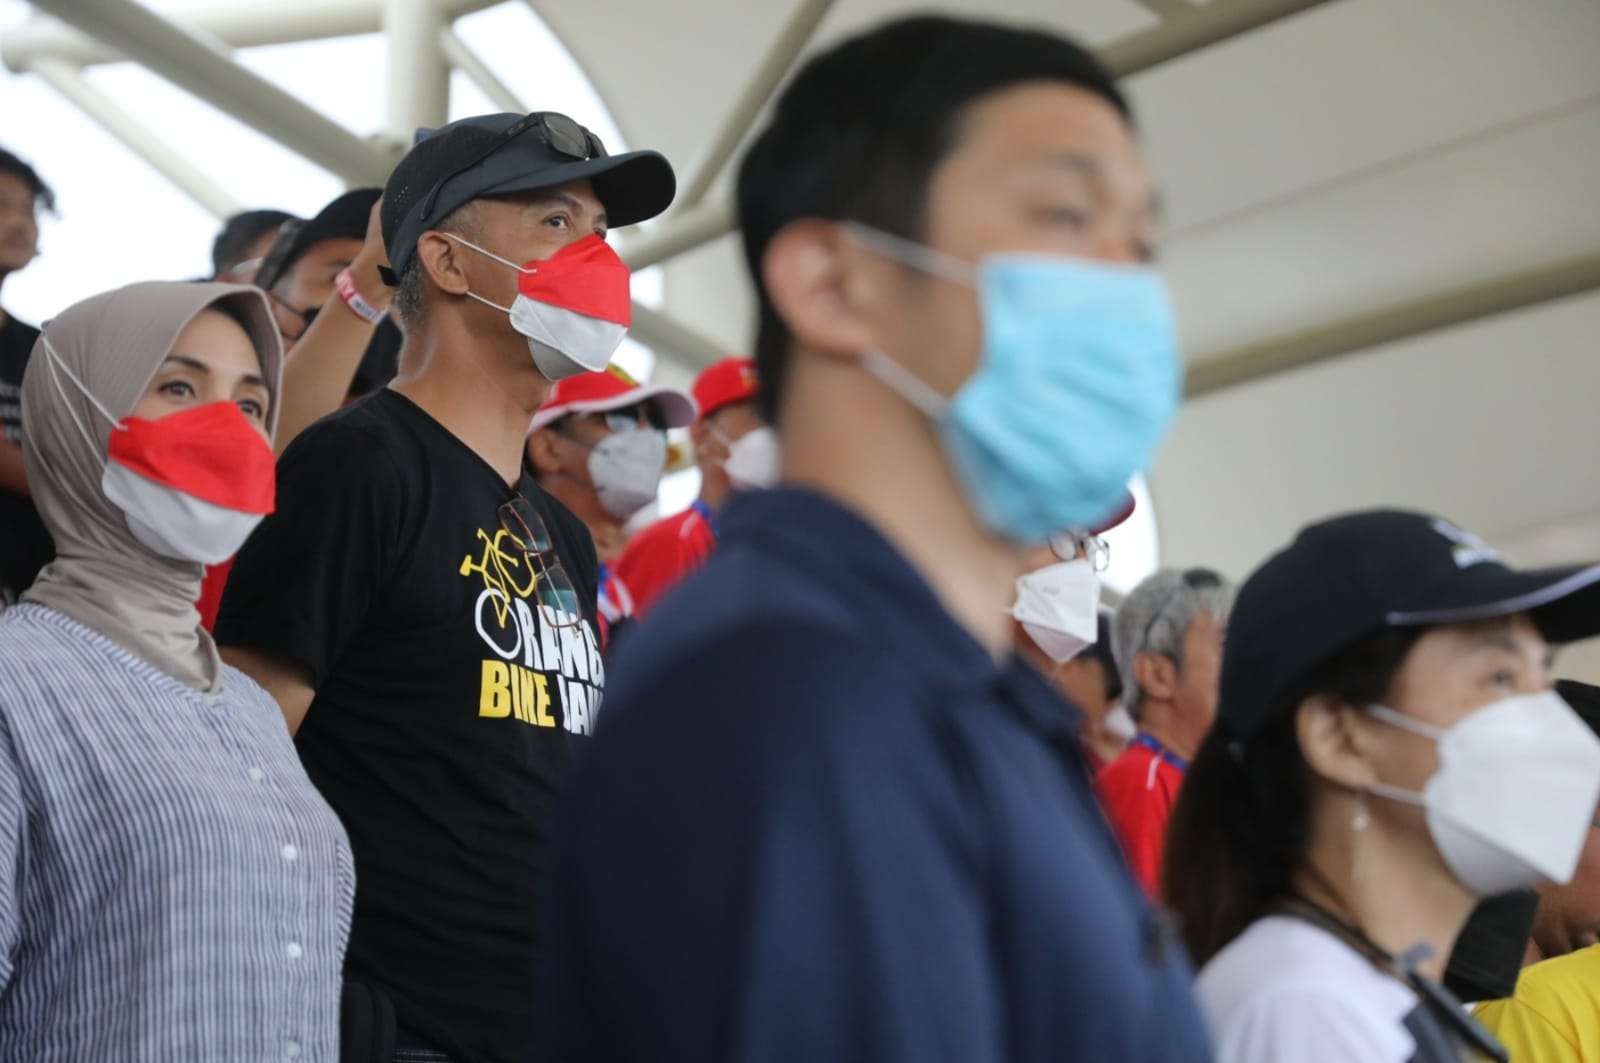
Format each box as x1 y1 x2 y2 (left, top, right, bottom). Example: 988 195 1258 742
21 281 282 692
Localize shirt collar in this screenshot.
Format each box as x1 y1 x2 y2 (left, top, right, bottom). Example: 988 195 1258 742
719 486 1080 742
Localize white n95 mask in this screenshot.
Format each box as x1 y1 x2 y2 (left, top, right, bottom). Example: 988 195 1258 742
587 426 667 519
714 425 780 490
1366 690 1600 897
1012 559 1101 664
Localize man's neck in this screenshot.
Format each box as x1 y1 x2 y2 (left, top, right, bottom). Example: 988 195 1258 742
390 325 549 486
780 356 1021 659
1137 704 1199 763
1294 798 1478 982
698 467 730 512
540 475 627 563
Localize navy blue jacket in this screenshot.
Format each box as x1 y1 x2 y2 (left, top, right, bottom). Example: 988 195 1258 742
548 487 1212 1062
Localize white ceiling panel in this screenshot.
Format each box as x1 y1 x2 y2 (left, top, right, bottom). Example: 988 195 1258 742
1165 100 1600 356
1127 0 1600 230
1148 289 1600 580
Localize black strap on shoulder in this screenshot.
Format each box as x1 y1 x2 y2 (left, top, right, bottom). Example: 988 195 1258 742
1279 897 1509 1063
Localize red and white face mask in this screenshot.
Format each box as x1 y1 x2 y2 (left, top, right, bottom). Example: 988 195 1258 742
42 338 276 565
449 233 631 381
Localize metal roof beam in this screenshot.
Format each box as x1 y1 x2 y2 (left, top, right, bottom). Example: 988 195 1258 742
25 0 395 185
28 57 242 220
1185 252 1600 398
675 0 837 211
1102 0 1340 77
0 0 503 71
616 0 1344 276
440 27 525 114
628 302 726 371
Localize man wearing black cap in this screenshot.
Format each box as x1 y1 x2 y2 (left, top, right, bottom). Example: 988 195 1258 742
254 188 384 351
209 207 298 282
218 111 674 1062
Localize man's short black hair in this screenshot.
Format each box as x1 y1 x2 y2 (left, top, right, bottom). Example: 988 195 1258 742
0 146 56 214
211 209 297 279
736 15 1130 424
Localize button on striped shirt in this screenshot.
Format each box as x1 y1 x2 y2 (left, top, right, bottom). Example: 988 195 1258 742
0 604 354 1061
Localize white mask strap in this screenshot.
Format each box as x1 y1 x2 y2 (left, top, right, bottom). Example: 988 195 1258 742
1366 780 1427 809
1367 703 1447 742
861 348 950 421
40 336 126 450
841 221 977 287
442 232 536 275
463 289 516 315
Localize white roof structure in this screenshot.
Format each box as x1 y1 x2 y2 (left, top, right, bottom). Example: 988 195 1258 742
6 0 1600 674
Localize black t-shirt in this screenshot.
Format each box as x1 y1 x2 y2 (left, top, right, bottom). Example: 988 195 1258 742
216 388 604 1063
0 312 39 443
0 312 52 598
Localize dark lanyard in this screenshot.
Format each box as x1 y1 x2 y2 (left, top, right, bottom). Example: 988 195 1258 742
1132 732 1188 772
690 499 718 540
1279 897 1508 1063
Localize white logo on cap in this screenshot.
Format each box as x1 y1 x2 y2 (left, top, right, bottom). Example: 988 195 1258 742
1432 519 1501 569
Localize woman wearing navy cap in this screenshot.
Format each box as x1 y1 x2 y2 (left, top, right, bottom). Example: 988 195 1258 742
1166 509 1600 1063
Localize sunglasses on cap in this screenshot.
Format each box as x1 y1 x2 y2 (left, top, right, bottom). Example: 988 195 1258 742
420 112 609 221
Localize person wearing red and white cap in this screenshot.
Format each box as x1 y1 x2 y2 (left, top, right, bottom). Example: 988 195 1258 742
526 363 694 643
613 356 774 618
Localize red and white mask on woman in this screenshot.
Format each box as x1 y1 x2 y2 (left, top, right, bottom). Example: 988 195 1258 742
41 339 275 565
449 233 632 382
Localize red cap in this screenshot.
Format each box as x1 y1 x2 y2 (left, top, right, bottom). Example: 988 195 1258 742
692 357 760 421
529 364 696 434
1091 491 1137 536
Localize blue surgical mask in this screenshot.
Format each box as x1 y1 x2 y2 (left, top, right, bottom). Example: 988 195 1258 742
846 224 1182 542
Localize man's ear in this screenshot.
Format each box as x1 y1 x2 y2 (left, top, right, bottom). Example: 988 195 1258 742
1297 694 1380 791
416 230 471 297
762 219 884 364
525 428 563 476
1133 650 1178 704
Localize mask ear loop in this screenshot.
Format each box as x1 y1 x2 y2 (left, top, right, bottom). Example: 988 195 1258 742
441 232 538 316
840 221 978 286
441 232 538 274
40 336 127 453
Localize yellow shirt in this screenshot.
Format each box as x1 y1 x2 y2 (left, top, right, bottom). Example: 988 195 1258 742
1474 945 1600 1062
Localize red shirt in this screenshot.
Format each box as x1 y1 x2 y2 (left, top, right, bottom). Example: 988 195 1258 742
1094 735 1186 900
613 503 716 617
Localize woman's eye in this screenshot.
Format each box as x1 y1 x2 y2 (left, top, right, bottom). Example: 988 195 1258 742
545 213 571 230
1488 669 1519 688
237 399 265 420
159 380 195 399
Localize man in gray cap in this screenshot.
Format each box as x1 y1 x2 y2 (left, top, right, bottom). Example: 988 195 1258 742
218 111 674 1063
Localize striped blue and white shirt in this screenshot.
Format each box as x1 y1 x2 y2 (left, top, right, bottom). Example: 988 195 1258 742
0 603 354 1061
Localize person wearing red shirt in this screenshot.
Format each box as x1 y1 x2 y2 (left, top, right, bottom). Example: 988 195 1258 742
613 356 776 616
526 364 694 644
1096 566 1233 899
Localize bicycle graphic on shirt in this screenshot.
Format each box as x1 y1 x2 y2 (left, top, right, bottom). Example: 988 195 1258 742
459 527 534 629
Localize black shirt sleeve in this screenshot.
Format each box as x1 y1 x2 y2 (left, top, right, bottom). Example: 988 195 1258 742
216 419 404 688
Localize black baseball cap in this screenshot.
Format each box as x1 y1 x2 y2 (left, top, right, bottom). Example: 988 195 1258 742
254 188 380 292
1220 509 1600 744
381 111 675 283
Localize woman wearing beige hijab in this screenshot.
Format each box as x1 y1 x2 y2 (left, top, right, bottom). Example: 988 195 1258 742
0 281 353 1060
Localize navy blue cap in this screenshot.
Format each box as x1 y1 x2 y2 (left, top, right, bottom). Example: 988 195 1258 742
381 111 675 283
1220 509 1600 743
